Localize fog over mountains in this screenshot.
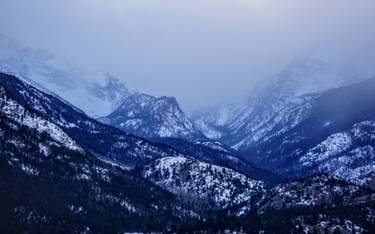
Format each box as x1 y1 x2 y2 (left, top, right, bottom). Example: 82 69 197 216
1 0 375 112
0 34 132 117
1 33 375 118
1 0 375 232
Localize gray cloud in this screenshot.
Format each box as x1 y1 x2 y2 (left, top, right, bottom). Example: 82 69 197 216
0 0 375 113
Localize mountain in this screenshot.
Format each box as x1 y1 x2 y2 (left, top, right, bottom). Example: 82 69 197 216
2 79 375 232
0 82 202 233
96 92 276 183
194 56 371 150
0 72 181 168
140 157 375 223
98 92 203 140
258 174 370 212
97 91 279 183
195 93 317 150
140 156 266 214
2 41 375 232
243 77 375 184
194 56 375 184
0 35 210 144
0 34 130 117
0 73 283 184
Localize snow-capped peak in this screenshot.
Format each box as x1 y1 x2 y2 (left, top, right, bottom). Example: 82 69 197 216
99 92 203 140
194 53 373 150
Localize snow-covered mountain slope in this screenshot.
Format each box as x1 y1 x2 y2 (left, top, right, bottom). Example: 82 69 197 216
258 174 369 213
99 92 203 140
0 72 181 167
141 156 266 213
196 93 317 150
299 121 375 185
244 78 375 184
194 56 371 150
0 34 130 117
0 86 83 153
0 84 202 232
140 156 375 220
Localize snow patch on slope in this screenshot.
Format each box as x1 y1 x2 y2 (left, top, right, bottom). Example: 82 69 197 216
300 133 352 167
0 86 83 152
143 156 265 211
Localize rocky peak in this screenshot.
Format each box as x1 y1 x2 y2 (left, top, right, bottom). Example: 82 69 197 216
100 92 202 140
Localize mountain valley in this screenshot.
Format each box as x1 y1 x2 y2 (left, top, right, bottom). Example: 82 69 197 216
1 40 375 233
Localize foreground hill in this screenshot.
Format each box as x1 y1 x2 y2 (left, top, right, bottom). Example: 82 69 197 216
140 156 266 214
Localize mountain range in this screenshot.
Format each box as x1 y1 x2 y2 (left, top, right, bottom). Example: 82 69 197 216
1 72 375 232
1 35 375 232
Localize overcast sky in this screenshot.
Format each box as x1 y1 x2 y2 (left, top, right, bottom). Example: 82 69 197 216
0 0 375 113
